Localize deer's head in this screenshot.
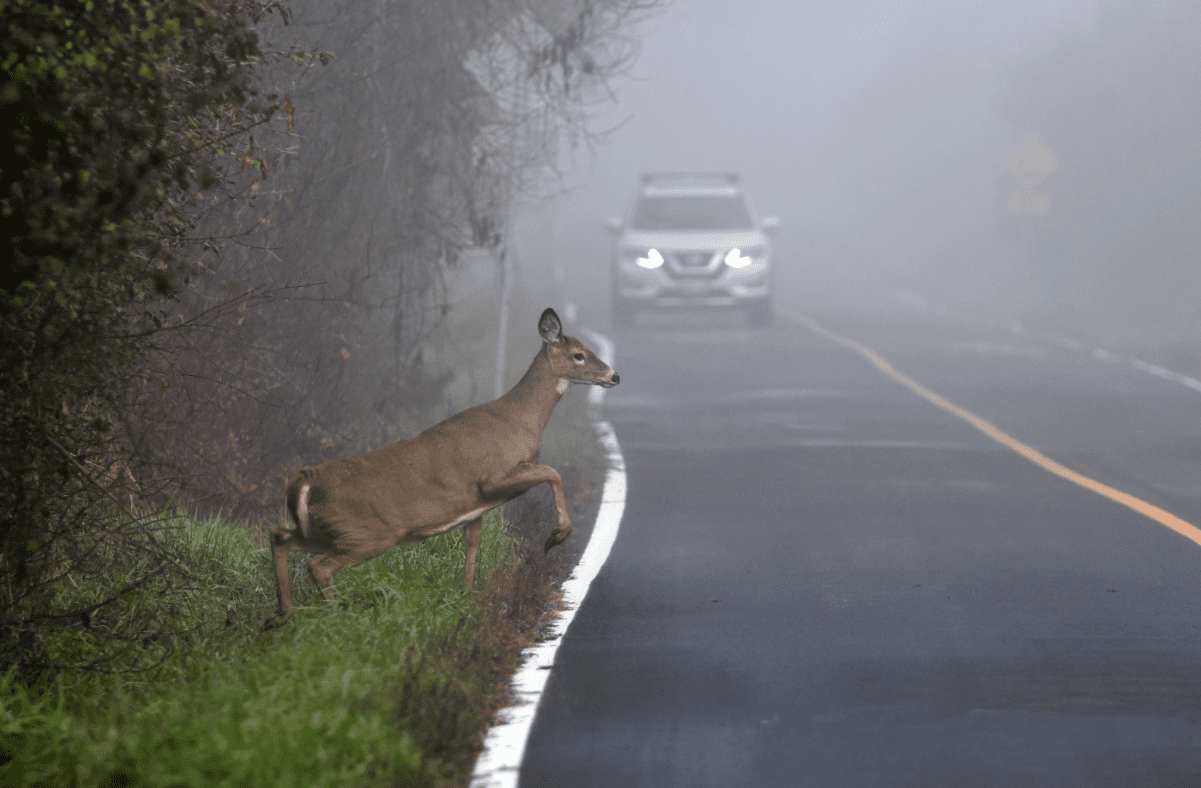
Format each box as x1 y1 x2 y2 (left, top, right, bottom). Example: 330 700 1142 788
539 308 620 389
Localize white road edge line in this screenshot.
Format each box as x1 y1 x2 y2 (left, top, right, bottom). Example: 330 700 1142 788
1043 331 1201 393
469 320 626 788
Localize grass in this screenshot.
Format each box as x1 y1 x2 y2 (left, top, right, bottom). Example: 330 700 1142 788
0 506 541 787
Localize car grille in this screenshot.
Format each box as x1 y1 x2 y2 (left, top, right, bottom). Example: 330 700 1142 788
675 252 711 267
667 250 724 279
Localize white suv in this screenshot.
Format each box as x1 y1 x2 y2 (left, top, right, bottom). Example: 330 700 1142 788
607 173 778 326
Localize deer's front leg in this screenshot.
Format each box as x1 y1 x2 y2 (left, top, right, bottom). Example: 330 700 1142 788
463 515 483 590
483 462 572 553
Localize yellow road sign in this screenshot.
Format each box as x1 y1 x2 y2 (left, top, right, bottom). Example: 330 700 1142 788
1008 135 1058 190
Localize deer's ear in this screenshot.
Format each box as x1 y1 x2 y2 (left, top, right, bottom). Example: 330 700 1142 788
538 308 562 345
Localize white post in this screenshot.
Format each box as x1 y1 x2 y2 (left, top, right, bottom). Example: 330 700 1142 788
494 247 512 399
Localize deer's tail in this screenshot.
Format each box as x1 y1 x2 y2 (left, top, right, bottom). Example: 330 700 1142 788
295 482 312 539
286 475 313 540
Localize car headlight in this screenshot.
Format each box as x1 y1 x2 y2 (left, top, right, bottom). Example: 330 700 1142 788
635 248 665 269
724 246 766 269
722 248 747 269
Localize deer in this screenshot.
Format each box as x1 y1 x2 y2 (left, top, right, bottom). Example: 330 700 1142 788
263 308 619 627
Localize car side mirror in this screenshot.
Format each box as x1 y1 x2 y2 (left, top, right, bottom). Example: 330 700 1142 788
604 216 624 234
761 216 781 233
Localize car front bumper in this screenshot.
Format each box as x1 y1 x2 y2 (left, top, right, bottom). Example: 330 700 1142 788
613 260 772 308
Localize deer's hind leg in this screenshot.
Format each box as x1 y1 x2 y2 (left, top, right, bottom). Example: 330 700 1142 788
306 522 401 602
307 553 360 600
264 527 300 629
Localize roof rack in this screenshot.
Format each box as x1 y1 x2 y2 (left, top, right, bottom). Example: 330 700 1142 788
640 172 740 185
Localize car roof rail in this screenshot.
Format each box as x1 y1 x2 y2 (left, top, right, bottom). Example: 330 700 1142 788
640 172 740 185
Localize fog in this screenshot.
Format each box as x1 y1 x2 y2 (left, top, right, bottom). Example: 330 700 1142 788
514 0 1201 352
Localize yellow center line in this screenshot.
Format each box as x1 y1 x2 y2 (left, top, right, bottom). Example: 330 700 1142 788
783 309 1201 549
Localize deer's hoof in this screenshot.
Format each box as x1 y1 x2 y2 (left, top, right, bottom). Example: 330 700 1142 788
261 612 289 632
543 528 571 553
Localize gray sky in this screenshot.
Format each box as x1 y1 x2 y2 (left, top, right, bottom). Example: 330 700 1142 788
575 0 1094 198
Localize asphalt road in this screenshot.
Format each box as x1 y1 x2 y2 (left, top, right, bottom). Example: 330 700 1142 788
518 298 1201 787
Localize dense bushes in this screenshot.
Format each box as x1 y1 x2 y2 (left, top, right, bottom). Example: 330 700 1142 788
0 0 293 673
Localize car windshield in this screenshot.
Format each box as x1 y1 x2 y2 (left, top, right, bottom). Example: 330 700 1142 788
630 196 753 230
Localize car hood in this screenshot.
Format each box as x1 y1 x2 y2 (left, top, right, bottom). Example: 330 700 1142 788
618 229 768 251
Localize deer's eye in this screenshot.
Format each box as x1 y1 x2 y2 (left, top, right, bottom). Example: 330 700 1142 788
573 352 585 362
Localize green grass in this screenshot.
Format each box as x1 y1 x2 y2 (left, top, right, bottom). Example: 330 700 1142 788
0 507 525 787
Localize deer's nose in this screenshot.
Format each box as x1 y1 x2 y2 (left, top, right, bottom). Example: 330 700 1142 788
610 373 620 385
